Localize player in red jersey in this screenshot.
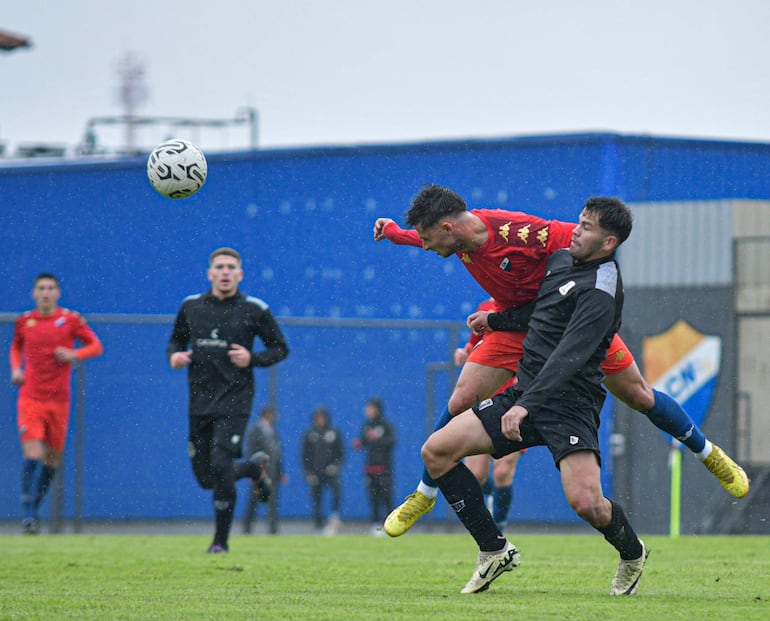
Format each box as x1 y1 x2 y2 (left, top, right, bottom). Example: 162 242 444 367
9 273 103 534
373 184 748 537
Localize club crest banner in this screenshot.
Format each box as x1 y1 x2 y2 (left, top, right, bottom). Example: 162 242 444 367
642 319 721 430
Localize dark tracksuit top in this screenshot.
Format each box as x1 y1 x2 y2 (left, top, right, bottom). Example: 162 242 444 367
359 416 396 475
302 425 344 478
167 291 289 417
503 248 623 417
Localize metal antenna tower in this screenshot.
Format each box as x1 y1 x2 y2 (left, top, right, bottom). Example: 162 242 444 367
116 52 147 152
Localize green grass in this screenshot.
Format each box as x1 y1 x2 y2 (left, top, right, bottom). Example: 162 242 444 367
0 533 768 620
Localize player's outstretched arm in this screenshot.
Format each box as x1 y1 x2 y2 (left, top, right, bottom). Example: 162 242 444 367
372 218 422 247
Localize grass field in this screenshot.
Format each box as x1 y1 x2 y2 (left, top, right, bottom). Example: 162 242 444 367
1 533 768 620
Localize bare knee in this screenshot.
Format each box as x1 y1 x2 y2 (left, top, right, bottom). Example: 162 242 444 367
421 438 444 479
447 390 473 417
567 493 611 528
493 459 516 487
22 440 46 461
622 383 654 411
606 374 654 411
421 433 461 480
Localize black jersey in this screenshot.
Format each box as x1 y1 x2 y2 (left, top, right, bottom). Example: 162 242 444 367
515 249 623 416
167 291 289 417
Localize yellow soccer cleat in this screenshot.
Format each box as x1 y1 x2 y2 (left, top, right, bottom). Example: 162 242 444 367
703 444 750 498
383 490 436 537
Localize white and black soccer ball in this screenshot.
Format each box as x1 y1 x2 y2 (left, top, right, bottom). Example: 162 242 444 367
146 139 208 199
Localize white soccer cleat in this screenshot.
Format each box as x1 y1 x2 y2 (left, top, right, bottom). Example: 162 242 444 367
460 540 521 594
609 540 649 596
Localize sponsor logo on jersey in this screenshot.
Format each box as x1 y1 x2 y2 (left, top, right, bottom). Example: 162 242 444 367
195 338 228 348
55 317 66 328
479 398 494 410
569 435 579 445
517 224 530 244
559 281 576 295
195 328 228 349
537 227 549 246
499 257 512 271
642 320 721 432
499 222 511 242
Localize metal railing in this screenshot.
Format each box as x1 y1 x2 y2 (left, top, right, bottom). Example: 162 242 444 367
2 312 464 528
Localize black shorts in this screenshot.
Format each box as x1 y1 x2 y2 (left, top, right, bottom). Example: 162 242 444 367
473 389 602 468
188 412 250 459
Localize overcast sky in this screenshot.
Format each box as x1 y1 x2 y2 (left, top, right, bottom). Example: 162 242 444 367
2 1 770 155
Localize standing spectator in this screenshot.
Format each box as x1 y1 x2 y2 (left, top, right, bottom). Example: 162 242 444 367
9 273 104 534
302 406 344 535
243 404 284 535
168 247 289 553
352 397 396 535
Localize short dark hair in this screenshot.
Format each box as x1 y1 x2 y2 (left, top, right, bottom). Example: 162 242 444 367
405 184 467 229
366 397 384 416
312 406 329 422
582 197 633 246
34 273 60 287
209 247 242 266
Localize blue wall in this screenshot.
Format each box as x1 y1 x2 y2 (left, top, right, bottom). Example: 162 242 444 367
2 132 770 526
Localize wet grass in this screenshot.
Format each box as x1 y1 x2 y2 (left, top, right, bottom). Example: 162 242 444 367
0 533 767 620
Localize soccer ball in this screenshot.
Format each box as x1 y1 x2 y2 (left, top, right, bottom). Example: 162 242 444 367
146 139 208 199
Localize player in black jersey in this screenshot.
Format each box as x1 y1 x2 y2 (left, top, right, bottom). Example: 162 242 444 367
168 247 289 553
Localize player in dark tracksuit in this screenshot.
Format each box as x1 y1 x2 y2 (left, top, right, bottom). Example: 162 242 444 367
168 247 289 553
422 198 648 596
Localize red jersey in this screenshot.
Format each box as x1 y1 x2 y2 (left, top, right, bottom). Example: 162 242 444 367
384 209 575 312
10 307 103 402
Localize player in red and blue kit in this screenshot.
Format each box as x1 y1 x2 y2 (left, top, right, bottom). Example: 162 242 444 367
10 273 104 534
373 184 748 537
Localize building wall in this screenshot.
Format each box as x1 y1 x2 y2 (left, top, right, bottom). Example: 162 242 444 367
1 132 769 528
